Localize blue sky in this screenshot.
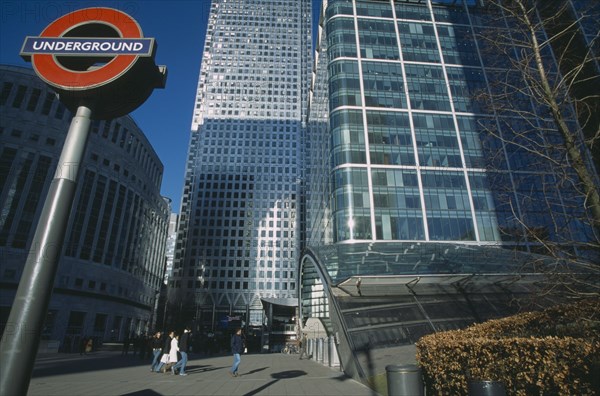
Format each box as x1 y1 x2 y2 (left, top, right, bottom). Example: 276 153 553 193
0 0 321 213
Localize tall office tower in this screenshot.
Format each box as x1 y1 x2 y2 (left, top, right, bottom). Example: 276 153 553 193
301 0 598 382
164 211 179 284
306 0 598 249
169 0 312 338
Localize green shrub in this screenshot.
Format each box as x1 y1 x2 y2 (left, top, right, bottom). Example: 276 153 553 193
416 299 600 395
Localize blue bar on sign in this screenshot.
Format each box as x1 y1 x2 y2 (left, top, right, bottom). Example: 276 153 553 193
20 37 154 56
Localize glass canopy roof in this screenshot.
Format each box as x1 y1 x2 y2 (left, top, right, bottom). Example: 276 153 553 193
303 242 560 286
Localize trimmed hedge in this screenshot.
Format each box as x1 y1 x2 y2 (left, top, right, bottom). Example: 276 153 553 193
416 299 600 395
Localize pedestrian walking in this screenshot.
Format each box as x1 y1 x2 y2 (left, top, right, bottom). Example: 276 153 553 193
154 331 174 373
168 333 179 375
122 333 131 356
229 328 244 377
172 327 191 376
150 331 163 372
299 333 308 360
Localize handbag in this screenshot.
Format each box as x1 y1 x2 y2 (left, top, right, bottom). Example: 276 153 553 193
243 347 248 354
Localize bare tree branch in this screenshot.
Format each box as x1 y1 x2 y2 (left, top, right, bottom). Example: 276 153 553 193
471 0 600 298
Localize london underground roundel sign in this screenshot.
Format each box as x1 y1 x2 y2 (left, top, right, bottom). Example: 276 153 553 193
20 7 167 119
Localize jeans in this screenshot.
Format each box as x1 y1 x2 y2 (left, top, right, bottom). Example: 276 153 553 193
231 353 241 374
172 351 188 374
151 349 162 371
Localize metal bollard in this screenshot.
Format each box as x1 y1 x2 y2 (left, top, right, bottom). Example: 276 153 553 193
327 335 335 367
386 364 424 396
329 336 340 367
323 337 330 366
316 338 324 362
468 380 507 396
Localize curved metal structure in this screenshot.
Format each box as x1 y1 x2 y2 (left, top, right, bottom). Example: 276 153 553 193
299 242 563 382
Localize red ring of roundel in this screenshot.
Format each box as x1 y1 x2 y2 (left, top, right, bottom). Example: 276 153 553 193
32 7 143 90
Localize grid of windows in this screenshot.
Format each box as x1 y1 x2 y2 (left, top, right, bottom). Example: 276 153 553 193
302 0 596 384
322 0 484 242
1 65 170 342
307 0 593 248
192 0 308 127
0 65 169 288
174 0 311 317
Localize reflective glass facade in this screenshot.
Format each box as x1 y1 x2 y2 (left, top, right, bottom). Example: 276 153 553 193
170 0 312 325
301 0 598 383
308 0 502 245
0 65 169 347
570 0 600 69
306 0 596 249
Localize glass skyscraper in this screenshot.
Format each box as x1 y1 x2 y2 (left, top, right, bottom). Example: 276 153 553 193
169 0 312 331
170 0 596 368
300 0 598 383
306 0 598 247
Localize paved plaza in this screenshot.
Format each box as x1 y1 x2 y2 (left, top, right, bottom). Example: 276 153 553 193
27 350 379 396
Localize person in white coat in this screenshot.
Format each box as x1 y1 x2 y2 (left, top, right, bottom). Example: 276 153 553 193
168 334 179 374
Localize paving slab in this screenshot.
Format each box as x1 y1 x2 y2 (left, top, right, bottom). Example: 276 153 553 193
27 351 379 396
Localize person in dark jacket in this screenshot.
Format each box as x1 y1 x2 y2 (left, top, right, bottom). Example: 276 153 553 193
172 327 191 376
150 331 163 372
122 333 130 356
229 328 244 377
154 331 174 373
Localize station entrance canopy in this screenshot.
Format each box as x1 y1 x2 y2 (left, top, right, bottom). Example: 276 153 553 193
303 242 561 285
299 242 591 382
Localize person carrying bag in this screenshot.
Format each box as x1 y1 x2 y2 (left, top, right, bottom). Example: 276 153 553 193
154 331 174 373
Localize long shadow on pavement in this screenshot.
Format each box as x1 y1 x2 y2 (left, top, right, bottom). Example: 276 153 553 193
241 367 268 375
32 353 152 377
243 370 307 396
121 390 163 396
32 351 231 378
184 364 227 374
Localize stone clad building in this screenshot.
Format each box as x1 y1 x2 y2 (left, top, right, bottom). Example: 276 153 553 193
0 65 169 351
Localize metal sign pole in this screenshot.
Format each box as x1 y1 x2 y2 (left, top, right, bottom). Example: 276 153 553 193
0 105 92 396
